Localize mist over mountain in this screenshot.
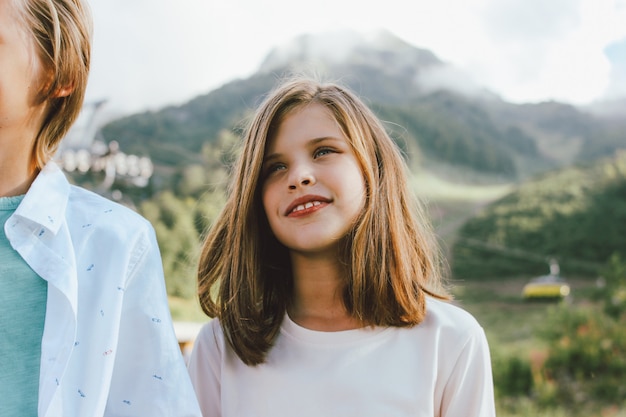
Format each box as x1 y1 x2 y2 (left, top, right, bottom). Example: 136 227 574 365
584 97 626 119
259 29 498 102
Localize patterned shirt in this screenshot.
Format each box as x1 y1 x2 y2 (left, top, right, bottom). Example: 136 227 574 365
4 162 201 417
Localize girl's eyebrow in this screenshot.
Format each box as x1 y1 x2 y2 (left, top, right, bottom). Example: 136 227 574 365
263 136 342 163
262 152 281 166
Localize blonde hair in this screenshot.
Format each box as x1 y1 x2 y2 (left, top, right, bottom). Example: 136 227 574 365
15 0 92 168
198 76 449 365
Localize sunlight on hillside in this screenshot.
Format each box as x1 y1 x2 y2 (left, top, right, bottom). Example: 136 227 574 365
411 170 513 202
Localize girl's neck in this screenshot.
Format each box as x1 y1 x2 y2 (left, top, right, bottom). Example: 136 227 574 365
288 252 364 331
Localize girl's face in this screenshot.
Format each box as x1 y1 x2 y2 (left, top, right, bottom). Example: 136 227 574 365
261 103 366 257
0 0 48 145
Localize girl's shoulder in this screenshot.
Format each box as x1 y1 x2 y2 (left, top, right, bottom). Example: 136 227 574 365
421 297 486 340
189 319 231 369
194 318 226 350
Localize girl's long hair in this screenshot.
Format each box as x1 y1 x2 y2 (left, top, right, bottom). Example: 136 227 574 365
197 76 449 366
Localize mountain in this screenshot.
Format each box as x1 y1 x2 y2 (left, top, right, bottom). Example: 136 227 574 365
256 29 494 103
80 30 626 291
100 30 626 186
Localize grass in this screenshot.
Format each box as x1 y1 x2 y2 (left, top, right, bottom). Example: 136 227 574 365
453 276 623 417
452 276 600 354
452 277 551 352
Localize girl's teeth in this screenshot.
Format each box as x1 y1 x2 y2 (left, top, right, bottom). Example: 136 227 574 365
293 201 322 213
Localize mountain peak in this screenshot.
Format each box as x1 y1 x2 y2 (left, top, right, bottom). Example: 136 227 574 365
259 29 443 76
257 29 494 101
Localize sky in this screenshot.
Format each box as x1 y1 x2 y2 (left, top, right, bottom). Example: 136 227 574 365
84 0 626 116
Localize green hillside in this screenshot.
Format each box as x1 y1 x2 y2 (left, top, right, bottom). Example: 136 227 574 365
451 151 626 279
100 74 276 165
101 75 624 188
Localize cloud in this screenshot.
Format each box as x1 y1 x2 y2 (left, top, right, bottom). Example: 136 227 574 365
87 0 219 113
84 0 626 115
418 66 491 99
482 0 581 41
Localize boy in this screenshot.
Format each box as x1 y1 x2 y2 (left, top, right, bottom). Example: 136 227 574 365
0 0 201 415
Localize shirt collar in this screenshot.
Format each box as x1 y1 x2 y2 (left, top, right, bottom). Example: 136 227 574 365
14 161 70 235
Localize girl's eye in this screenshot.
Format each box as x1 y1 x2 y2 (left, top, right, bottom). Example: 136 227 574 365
264 163 286 176
314 147 335 158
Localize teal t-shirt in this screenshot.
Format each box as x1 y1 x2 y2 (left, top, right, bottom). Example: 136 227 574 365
0 195 48 417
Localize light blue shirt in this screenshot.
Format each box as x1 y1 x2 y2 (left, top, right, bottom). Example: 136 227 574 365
4 162 201 417
0 195 47 417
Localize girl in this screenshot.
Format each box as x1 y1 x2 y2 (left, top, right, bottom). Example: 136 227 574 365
0 0 201 415
188 77 495 416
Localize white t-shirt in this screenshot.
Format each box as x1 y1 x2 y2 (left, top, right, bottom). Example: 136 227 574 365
188 297 496 417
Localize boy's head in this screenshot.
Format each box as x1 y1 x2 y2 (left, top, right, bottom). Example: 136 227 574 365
14 0 92 169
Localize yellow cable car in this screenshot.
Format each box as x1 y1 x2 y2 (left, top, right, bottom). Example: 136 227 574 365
522 274 570 300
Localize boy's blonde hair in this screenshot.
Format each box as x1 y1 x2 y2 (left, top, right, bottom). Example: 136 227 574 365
15 0 92 168
198 76 450 366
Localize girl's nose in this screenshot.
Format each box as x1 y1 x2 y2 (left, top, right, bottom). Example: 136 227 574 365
288 166 316 190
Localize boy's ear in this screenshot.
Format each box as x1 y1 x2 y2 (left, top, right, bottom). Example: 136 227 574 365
53 85 74 98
